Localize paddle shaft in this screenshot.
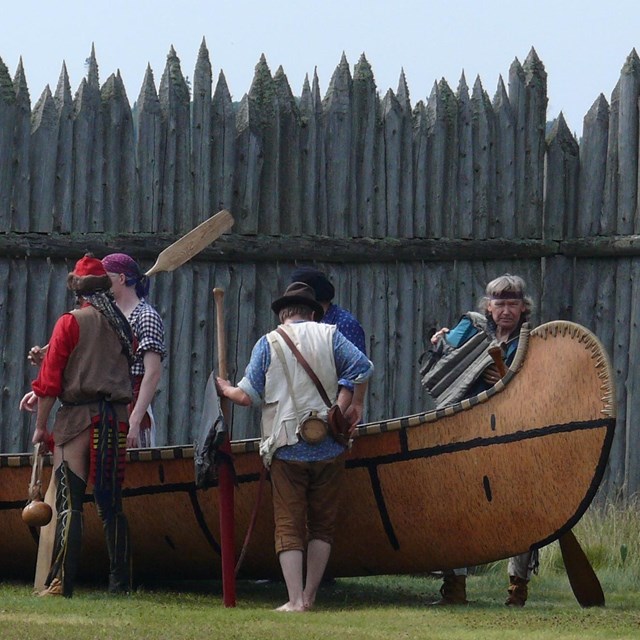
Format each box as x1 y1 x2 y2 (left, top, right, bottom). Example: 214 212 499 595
34 461 57 591
213 287 236 608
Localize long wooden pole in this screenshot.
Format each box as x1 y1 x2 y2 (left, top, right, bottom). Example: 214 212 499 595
33 468 56 591
213 287 236 607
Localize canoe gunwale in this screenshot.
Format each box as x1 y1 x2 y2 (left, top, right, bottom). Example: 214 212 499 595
0 320 616 464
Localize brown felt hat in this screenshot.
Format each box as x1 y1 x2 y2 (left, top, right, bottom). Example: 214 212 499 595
271 282 324 320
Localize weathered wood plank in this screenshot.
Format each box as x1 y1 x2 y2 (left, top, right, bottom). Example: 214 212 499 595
30 87 58 232
11 232 640 262
166 268 195 443
250 55 279 235
4 260 29 450
381 88 401 238
298 72 325 234
412 100 428 238
540 255 573 322
426 79 458 238
323 54 353 239
396 72 414 239
158 46 192 233
0 261 11 452
210 71 235 215
492 76 516 239
0 232 557 262
544 114 579 240
592 260 622 496
362 262 390 419
53 64 74 233
612 259 632 495
274 67 301 235
232 264 260 440
192 38 212 226
601 81 620 235
135 65 162 231
72 47 103 232
0 56 16 231
234 93 261 235
508 57 526 237
147 266 171 442
11 60 31 231
351 55 378 238
616 50 640 234
456 74 473 239
471 77 495 239
625 259 640 495
101 72 135 233
577 95 609 236
520 48 547 238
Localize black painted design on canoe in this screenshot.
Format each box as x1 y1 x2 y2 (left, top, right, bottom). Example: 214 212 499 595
346 418 612 469
367 465 400 551
483 476 493 502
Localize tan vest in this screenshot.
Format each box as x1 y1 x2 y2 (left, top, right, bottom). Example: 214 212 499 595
53 306 132 445
259 322 337 464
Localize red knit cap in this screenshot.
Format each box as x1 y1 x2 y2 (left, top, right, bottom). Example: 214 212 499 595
72 255 108 278
67 253 111 294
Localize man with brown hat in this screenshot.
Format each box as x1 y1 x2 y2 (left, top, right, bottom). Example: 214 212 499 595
20 254 135 597
216 282 373 612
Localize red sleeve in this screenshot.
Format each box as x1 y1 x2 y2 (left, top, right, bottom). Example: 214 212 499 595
32 314 80 398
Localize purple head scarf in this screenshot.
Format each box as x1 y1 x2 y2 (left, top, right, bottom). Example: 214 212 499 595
102 253 150 299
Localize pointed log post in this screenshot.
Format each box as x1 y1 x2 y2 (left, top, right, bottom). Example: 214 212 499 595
213 287 236 607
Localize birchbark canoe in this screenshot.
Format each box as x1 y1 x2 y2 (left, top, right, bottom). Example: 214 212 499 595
0 321 615 583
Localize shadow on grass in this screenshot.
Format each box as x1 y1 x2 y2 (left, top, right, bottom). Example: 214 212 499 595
135 574 449 609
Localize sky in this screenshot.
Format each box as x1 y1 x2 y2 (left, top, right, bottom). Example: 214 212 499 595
1 1 640 135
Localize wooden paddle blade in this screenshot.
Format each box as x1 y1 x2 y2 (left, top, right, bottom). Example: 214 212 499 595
145 209 234 276
559 530 605 607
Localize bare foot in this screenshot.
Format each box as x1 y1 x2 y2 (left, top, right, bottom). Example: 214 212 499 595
275 601 306 612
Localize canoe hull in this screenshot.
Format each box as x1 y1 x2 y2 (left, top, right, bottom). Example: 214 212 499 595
0 321 615 582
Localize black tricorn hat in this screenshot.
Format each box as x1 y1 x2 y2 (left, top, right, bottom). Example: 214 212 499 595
271 282 324 321
290 266 335 302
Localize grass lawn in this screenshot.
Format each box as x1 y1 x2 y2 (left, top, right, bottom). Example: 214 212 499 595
1 559 639 640
2 502 639 639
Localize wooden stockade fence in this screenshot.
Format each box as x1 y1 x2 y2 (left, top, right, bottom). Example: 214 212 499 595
1 40 640 500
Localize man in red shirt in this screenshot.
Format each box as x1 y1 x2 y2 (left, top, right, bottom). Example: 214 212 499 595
20 255 135 597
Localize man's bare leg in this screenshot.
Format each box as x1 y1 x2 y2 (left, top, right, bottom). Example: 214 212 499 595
303 539 331 610
276 550 305 612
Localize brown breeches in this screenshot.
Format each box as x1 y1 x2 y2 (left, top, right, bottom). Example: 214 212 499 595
270 455 345 555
